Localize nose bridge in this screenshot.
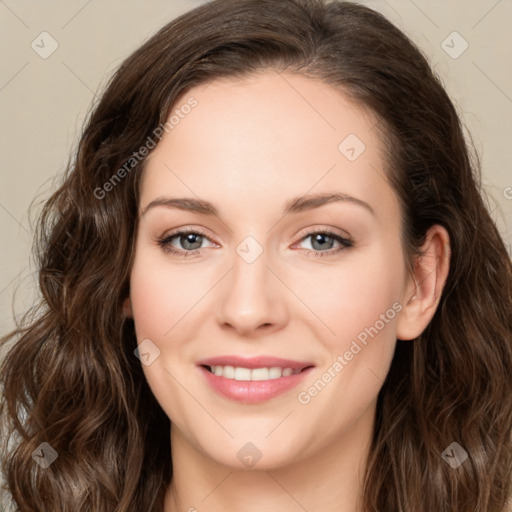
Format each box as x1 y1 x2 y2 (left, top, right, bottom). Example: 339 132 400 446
216 235 287 334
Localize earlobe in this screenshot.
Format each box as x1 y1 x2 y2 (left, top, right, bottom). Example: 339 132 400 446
123 297 134 319
396 225 450 341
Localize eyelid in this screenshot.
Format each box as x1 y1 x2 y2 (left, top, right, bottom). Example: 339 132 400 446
160 225 212 239
294 225 352 241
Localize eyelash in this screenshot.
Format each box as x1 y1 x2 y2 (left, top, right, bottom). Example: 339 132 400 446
157 227 353 259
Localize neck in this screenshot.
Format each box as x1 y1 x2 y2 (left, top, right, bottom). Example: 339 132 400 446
164 404 375 512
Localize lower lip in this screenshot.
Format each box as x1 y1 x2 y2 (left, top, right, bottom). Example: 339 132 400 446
199 366 313 404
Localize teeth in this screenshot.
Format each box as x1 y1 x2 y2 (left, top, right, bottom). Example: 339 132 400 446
251 368 269 381
223 365 235 379
234 367 251 381
209 365 300 381
269 367 282 379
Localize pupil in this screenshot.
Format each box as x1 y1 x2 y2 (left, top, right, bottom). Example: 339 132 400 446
183 233 201 250
312 233 332 251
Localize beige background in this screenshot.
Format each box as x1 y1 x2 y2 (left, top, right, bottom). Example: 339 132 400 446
1 0 511 334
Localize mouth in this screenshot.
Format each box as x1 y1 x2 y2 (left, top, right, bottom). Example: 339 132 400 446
202 364 306 380
196 356 315 404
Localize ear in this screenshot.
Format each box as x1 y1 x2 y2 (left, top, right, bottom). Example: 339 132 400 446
396 224 451 340
122 296 134 319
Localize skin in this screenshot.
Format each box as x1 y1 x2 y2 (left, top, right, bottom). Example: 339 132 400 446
124 70 450 512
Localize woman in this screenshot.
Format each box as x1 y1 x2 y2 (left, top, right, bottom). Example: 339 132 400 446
1 0 511 510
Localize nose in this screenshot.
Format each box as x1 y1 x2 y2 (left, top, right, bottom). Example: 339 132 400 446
216 244 289 338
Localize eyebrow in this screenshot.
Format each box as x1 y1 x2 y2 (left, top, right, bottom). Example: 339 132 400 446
141 192 375 217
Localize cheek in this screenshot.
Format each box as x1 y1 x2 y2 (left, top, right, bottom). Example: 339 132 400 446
304 244 405 348
129 246 194 341
128 245 207 393
294 268 401 443
294 244 404 412
130 276 166 341
128 249 199 423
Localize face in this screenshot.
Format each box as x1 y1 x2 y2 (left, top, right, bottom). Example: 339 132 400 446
128 70 412 470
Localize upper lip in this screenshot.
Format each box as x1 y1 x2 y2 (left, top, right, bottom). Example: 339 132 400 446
197 355 314 371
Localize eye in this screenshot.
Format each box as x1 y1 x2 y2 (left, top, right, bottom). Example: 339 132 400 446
293 228 353 258
157 228 216 257
157 227 353 259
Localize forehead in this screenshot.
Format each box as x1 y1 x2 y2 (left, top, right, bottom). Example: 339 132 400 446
139 70 398 224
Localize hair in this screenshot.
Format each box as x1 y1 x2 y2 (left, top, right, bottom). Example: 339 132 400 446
1 0 511 510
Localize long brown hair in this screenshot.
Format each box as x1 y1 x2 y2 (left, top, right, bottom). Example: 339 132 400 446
1 0 511 510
